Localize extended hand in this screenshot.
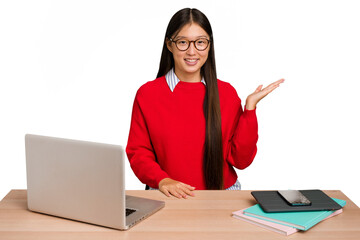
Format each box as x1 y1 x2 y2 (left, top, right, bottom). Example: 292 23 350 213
245 79 285 110
158 178 196 199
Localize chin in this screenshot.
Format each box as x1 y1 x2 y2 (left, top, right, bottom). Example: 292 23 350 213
182 65 202 73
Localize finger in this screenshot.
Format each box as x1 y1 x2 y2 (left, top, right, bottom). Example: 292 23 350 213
182 187 195 197
251 84 280 102
161 188 171 197
254 85 263 93
263 83 280 93
259 86 279 98
266 82 283 92
262 79 284 92
173 186 189 199
258 84 282 99
265 79 284 89
181 192 188 199
176 190 188 199
174 183 191 199
179 183 195 190
182 183 196 190
175 182 196 198
270 78 285 85
179 188 192 199
169 189 183 199
275 78 285 84
182 186 195 197
261 80 282 92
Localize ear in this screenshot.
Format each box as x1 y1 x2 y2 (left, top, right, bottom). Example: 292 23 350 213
166 38 173 53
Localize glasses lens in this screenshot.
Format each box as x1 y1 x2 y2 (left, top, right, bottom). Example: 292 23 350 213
176 40 189 51
195 39 209 50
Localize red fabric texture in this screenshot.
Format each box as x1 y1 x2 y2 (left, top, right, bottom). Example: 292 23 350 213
126 76 258 189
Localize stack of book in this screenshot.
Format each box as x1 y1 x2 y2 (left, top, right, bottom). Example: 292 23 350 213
232 193 346 236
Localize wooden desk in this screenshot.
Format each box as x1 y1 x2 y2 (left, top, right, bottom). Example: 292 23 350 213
0 190 359 239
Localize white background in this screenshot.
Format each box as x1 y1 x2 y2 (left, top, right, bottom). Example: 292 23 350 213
1 0 359 206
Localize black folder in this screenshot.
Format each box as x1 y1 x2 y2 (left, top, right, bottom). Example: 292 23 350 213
251 189 343 213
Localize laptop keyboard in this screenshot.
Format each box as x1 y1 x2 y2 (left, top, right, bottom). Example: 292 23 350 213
126 208 137 216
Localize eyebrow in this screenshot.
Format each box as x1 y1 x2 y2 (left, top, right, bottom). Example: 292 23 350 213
175 35 208 39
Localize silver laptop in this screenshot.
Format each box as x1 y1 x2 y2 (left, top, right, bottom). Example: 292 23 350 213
25 134 165 230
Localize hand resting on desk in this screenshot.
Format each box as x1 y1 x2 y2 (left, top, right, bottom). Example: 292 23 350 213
159 178 196 199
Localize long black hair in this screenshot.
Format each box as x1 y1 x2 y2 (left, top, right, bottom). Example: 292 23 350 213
156 8 224 190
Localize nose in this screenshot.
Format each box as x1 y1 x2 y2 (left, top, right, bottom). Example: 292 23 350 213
186 42 196 55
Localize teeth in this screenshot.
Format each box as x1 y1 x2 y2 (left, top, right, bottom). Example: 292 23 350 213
185 59 198 62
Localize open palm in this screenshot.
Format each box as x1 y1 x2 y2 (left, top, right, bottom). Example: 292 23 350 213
245 79 285 110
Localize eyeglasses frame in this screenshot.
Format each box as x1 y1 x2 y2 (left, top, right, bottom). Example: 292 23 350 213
169 37 211 51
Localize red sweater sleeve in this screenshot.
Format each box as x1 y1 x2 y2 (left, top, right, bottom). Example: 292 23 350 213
226 102 258 170
125 90 169 188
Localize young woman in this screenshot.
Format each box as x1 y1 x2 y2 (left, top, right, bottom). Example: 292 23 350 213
126 8 284 199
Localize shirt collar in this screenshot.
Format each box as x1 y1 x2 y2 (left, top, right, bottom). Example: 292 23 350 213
165 68 206 92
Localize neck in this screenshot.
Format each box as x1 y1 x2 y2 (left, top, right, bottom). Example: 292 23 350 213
174 68 201 83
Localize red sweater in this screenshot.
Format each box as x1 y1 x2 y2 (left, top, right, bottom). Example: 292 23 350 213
126 76 258 189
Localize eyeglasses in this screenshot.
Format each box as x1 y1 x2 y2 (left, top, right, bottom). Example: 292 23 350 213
169 38 210 51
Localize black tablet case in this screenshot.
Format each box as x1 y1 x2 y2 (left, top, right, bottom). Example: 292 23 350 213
251 190 343 213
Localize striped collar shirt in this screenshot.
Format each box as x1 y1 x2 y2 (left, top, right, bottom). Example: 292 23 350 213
165 68 206 92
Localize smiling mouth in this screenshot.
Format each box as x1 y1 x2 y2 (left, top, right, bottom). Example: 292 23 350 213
184 59 199 65
185 59 199 62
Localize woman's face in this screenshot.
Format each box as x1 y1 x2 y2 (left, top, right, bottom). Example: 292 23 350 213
167 23 210 81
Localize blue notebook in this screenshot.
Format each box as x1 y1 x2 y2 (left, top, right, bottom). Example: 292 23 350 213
243 198 346 231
